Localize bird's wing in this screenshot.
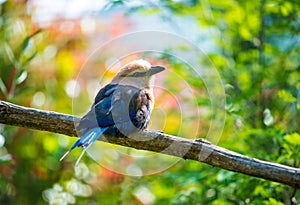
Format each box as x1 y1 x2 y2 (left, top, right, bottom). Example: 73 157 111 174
93 83 117 105
77 84 141 131
76 84 117 131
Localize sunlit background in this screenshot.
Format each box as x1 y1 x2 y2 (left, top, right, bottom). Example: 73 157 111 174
1 0 300 204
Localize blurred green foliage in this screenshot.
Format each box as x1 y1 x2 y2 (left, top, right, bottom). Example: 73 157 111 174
0 0 300 205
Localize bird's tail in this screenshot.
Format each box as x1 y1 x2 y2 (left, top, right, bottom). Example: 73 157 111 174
60 127 108 166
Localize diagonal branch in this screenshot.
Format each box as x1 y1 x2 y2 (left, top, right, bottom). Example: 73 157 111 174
0 100 299 188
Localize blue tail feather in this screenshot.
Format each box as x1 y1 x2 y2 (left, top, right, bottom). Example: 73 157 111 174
70 139 82 150
60 127 108 165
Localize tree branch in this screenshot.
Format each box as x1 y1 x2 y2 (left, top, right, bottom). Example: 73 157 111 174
0 100 299 188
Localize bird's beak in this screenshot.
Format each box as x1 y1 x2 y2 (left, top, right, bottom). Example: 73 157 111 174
148 66 165 76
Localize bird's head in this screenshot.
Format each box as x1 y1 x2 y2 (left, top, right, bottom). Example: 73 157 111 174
111 59 165 88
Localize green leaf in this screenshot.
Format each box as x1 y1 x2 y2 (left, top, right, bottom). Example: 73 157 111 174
0 78 7 96
278 90 296 103
238 71 251 91
263 197 285 205
284 133 300 146
15 70 28 84
21 30 41 52
21 52 37 66
4 42 16 64
21 36 32 52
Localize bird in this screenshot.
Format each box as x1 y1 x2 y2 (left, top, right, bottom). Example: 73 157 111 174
60 59 165 166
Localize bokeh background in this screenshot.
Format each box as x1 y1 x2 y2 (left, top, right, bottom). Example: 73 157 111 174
0 0 300 204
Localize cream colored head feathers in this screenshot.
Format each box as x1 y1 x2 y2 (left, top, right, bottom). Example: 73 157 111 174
111 60 164 88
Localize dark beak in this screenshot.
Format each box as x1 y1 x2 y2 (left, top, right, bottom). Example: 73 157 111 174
148 66 165 76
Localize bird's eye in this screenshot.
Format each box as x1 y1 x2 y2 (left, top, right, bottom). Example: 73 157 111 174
128 72 146 77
